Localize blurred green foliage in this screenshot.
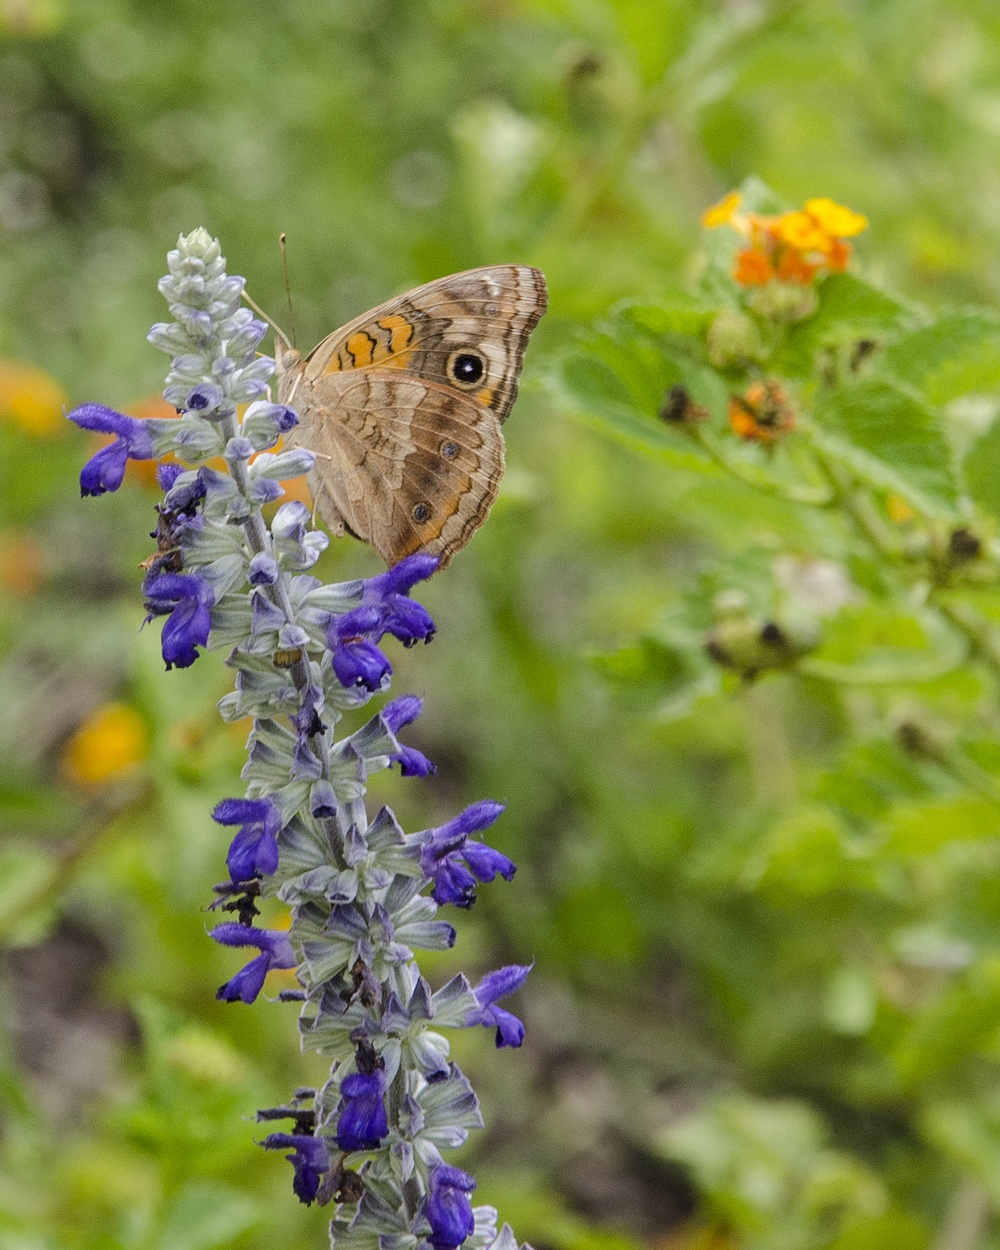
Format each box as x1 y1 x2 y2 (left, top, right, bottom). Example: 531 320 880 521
9 1 1000 1249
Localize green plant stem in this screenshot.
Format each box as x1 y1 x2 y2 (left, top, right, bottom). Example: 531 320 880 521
931 745 1000 808
806 435 1000 685
807 440 902 559
932 596 1000 681
741 678 796 807
689 426 832 505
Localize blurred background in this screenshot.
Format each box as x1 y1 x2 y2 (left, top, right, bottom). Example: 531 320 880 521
7 1 1000 1248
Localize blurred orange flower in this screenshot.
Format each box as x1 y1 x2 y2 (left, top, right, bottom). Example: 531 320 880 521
61 702 149 788
728 380 794 442
733 248 774 286
0 529 47 597
703 192 867 288
0 358 68 438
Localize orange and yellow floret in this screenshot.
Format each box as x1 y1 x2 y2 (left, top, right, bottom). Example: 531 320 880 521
702 192 868 287
728 381 794 443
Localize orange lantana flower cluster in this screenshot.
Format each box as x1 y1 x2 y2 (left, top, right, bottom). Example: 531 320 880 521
702 192 868 287
727 380 794 443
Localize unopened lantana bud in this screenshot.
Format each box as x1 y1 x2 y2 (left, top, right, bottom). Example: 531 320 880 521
705 308 766 369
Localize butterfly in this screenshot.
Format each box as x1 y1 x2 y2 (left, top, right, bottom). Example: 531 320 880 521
276 265 547 569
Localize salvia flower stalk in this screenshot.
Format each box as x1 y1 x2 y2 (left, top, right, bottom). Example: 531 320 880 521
67 228 534 1250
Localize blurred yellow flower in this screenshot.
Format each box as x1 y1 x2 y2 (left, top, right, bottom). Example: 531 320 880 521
887 494 917 524
0 358 68 438
773 210 832 254
701 190 743 228
61 702 149 787
804 197 868 238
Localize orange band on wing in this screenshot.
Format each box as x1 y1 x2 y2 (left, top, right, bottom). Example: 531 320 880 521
346 332 376 367
322 316 418 374
379 314 415 353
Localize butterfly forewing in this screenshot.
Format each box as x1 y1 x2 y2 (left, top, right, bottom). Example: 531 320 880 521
279 264 546 567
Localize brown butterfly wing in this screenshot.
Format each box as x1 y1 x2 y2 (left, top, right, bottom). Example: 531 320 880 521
290 368 505 568
279 265 546 567
282 265 547 423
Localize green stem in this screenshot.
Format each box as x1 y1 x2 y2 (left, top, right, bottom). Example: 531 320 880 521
689 426 832 505
741 679 796 807
807 439 902 559
931 596 1000 684
927 742 1000 808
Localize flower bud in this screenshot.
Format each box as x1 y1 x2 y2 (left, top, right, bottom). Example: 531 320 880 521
746 279 818 324
705 308 766 368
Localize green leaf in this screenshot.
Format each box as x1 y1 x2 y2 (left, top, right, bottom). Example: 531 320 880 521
591 635 718 718
779 273 910 377
553 321 723 470
879 310 1000 403
808 272 909 336
622 302 715 338
894 958 1000 1085
963 416 1000 517
802 602 965 685
812 378 960 514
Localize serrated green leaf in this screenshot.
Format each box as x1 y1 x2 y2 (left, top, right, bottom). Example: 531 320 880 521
778 273 910 377
812 378 959 514
809 272 909 334
879 311 1000 403
553 323 722 470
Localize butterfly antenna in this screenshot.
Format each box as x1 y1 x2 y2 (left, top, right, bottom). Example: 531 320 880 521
279 232 297 348
241 288 293 352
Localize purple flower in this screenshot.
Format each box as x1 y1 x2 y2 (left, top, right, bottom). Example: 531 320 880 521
157 461 184 491
143 571 215 669
383 695 436 777
212 923 297 1003
214 796 282 883
185 382 223 413
426 1164 476 1249
327 555 438 692
332 636 392 693
68 403 155 496
335 1070 388 1151
163 469 211 513
419 801 514 908
260 1132 329 1205
466 964 531 1048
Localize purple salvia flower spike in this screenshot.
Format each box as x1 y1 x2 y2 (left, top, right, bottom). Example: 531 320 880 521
69 229 535 1250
